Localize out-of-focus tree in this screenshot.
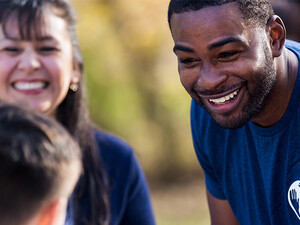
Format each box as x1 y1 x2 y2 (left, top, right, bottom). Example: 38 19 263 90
71 0 203 183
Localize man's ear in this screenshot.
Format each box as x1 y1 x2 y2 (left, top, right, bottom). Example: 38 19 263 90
38 198 68 225
267 15 286 57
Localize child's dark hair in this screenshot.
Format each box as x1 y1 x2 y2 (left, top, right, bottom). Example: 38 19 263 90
0 103 82 225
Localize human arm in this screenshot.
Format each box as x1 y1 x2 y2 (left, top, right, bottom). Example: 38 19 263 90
207 189 239 225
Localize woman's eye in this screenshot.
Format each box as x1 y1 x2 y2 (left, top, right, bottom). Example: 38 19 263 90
4 47 20 52
39 46 58 52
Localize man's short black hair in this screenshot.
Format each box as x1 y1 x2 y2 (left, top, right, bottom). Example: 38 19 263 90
168 0 274 29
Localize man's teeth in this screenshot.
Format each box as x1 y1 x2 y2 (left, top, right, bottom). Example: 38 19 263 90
14 82 46 90
209 90 239 104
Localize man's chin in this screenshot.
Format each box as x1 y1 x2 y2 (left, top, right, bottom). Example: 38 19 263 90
210 112 251 129
196 97 258 129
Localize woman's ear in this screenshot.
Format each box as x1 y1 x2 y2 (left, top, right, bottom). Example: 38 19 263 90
72 68 81 84
69 70 81 92
267 15 286 57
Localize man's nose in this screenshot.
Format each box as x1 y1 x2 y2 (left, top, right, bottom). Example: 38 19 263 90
198 64 228 91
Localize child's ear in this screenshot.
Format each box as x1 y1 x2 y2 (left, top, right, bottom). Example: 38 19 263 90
267 15 286 57
37 198 68 225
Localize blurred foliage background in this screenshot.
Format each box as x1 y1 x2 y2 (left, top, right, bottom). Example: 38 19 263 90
71 0 208 224
70 0 300 224
72 0 204 184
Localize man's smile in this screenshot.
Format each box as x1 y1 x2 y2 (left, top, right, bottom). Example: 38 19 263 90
197 85 245 115
208 89 239 105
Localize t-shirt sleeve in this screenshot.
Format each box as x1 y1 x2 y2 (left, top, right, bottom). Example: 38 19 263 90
190 100 226 200
120 151 156 225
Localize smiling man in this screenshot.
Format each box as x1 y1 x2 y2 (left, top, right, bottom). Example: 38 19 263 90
168 0 300 224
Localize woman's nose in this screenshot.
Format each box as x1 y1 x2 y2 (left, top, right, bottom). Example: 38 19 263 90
17 48 41 73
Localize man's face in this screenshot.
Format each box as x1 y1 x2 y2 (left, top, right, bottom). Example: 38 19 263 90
170 3 277 129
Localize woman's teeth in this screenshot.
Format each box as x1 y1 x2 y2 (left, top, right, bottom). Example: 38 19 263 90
13 82 47 90
209 90 239 104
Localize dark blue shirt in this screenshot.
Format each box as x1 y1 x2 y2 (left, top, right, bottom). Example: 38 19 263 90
191 40 300 225
66 131 156 225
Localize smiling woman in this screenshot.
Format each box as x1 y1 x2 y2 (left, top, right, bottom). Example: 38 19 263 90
0 8 79 117
0 1 156 225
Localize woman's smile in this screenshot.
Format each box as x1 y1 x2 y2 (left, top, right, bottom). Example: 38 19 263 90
12 80 49 93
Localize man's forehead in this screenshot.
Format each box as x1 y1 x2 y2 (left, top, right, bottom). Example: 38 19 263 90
170 3 245 39
170 2 243 30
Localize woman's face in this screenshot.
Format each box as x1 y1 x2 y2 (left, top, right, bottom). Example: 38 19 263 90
0 10 80 117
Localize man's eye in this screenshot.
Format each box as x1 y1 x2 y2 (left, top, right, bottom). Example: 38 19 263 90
180 58 197 64
218 51 238 59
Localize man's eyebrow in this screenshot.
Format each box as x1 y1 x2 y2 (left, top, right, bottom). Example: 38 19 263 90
173 44 195 53
208 37 245 50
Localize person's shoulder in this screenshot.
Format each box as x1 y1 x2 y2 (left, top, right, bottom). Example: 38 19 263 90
285 40 300 56
94 130 135 165
94 130 134 154
285 39 300 47
93 130 144 190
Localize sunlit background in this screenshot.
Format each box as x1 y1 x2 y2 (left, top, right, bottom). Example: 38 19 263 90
72 0 208 224
70 0 300 224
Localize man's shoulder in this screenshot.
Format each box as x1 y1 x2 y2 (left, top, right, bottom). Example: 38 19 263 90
285 40 300 56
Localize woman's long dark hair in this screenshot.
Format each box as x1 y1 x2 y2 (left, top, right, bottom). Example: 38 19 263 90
0 0 110 224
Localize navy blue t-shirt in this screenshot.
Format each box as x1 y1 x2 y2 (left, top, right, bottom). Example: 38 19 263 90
66 131 156 225
191 40 300 225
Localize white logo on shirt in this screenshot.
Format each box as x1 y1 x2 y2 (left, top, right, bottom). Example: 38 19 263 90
288 180 300 220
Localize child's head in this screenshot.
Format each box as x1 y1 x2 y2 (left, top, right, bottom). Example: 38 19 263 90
0 104 82 225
